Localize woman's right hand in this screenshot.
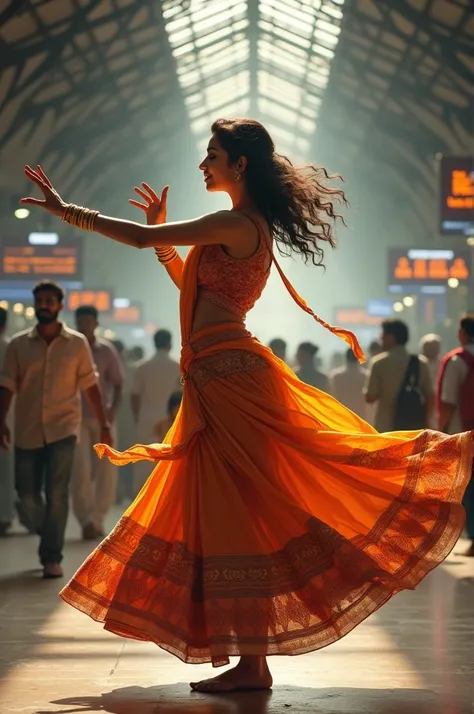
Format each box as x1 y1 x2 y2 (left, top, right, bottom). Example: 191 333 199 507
129 183 169 226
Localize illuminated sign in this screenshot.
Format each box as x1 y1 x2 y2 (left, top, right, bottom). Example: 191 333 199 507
440 156 474 236
335 308 383 326
108 303 143 324
0 240 82 280
66 290 113 313
388 249 471 286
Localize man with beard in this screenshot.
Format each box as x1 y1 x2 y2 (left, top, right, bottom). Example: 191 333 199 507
0 281 112 578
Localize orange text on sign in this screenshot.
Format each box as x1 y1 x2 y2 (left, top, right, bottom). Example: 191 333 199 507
67 291 111 312
447 170 474 209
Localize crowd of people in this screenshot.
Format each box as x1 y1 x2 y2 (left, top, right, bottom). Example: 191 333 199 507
0 280 473 580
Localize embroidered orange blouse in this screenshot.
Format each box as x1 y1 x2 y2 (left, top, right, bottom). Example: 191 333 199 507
197 235 270 319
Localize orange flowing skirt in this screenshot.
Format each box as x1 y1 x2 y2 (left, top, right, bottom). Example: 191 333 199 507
60 323 472 667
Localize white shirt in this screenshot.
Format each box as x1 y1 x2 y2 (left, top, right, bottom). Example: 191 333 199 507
131 350 181 435
440 343 474 434
0 323 98 449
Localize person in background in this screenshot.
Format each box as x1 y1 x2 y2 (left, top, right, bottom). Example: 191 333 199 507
329 351 344 372
329 348 367 419
295 341 331 392
71 305 124 540
368 340 383 359
0 281 111 578
268 338 287 362
365 319 433 432
419 333 442 428
419 333 442 388
111 339 135 504
365 340 384 426
130 345 145 362
154 391 183 442
0 307 14 536
131 329 180 495
437 316 474 556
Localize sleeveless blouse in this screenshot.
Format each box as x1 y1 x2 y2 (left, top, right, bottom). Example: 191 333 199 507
197 214 270 319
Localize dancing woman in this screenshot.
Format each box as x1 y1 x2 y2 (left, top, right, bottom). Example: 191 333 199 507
22 118 472 694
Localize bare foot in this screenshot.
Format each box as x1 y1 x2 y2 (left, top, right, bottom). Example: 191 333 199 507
190 660 273 693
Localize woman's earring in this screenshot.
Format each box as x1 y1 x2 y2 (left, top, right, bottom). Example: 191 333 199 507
234 172 242 181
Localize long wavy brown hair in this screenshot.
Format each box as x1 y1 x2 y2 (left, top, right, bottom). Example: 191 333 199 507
211 117 347 267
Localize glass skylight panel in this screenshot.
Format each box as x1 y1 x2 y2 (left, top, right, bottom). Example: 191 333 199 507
163 0 250 147
257 0 345 160
162 1 345 157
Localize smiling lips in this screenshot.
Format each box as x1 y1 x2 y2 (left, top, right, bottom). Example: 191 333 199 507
204 174 212 181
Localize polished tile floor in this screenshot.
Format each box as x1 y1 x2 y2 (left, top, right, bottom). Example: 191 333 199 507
1 507 473 714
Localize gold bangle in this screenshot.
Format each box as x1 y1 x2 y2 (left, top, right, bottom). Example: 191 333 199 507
155 247 178 265
61 204 99 231
154 246 175 257
88 211 99 232
160 253 179 265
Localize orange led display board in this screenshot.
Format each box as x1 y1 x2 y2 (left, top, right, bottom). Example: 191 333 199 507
0 242 82 280
66 290 113 313
440 157 474 236
334 309 383 326
110 304 142 324
389 249 471 286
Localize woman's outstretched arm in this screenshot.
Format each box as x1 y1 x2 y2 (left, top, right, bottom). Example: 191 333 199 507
20 166 252 252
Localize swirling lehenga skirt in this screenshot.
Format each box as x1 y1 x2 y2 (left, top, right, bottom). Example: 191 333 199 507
60 323 472 667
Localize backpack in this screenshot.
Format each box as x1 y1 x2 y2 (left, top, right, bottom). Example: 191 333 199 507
437 348 474 431
393 356 427 430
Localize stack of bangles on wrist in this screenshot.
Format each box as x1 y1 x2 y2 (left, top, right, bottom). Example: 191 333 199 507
154 246 178 265
62 204 99 231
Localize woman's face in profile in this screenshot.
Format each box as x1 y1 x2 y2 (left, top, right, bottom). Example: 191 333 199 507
199 134 235 193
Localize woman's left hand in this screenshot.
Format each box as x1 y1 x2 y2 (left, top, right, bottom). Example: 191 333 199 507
20 165 66 217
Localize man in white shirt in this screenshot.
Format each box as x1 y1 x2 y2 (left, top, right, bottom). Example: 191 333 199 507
0 307 13 536
330 348 367 419
131 329 180 494
0 281 111 578
437 316 474 556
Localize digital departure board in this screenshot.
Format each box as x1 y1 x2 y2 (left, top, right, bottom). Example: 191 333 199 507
334 308 383 326
66 289 113 313
440 156 474 236
388 249 471 286
109 303 142 324
0 241 82 281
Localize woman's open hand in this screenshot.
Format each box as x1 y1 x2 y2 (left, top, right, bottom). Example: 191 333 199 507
20 166 66 217
129 183 169 226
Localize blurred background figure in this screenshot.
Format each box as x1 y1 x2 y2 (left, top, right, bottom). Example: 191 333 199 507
365 319 433 432
437 316 474 556
329 351 344 372
111 339 135 505
268 337 287 362
368 340 383 359
129 345 145 363
419 333 442 388
71 305 124 540
0 306 14 536
131 329 180 495
419 333 442 427
330 347 367 419
154 391 183 442
295 341 331 393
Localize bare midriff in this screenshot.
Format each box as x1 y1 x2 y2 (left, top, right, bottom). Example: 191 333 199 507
190 297 244 336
